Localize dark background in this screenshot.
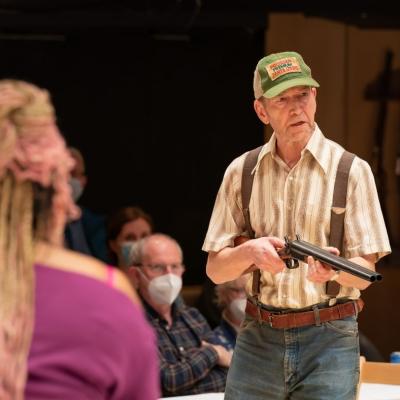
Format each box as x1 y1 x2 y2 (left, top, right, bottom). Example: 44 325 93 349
0 1 397 284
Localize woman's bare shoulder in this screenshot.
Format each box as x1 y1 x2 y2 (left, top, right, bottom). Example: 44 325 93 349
35 243 141 305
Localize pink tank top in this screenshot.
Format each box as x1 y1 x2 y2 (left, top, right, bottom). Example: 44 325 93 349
106 265 115 287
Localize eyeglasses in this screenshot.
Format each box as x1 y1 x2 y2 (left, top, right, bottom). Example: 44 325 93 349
137 263 185 275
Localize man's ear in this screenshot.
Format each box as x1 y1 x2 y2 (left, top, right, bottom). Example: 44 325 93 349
311 87 317 98
254 99 270 125
127 266 139 289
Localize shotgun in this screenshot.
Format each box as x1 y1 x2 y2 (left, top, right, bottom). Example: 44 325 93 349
234 235 382 283
278 236 382 283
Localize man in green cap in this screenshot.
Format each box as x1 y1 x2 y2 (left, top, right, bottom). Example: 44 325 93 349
202 51 391 399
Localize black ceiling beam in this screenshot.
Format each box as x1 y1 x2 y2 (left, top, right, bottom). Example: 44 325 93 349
0 2 398 32
0 7 268 33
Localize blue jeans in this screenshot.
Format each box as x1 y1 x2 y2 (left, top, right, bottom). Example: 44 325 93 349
224 313 360 400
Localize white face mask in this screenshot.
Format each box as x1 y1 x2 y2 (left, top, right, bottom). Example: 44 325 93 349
147 273 182 305
228 298 247 322
69 177 84 202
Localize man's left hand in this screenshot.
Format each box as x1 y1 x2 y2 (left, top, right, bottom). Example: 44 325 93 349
306 246 340 283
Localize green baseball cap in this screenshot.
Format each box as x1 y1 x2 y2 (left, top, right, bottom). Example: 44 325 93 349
253 51 320 99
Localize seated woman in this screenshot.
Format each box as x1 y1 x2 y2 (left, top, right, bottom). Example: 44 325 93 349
0 80 160 399
107 206 154 267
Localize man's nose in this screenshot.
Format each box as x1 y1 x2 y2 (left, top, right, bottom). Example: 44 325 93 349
165 265 174 273
289 98 302 114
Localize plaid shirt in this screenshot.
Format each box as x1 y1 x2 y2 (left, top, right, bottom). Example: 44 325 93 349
143 296 228 397
213 318 237 352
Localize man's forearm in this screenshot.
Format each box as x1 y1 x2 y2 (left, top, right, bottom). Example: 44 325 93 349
206 246 253 284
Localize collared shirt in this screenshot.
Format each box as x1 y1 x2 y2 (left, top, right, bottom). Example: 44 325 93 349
202 125 391 308
143 296 227 397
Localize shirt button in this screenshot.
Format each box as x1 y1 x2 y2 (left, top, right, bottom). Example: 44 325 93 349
179 346 185 352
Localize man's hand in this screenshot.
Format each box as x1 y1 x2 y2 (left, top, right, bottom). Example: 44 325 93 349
306 246 340 283
202 341 232 367
235 236 286 275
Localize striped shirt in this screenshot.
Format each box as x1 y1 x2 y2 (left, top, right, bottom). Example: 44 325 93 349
202 125 391 308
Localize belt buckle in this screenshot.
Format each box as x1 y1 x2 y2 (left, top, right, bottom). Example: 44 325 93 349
328 298 337 306
268 314 273 327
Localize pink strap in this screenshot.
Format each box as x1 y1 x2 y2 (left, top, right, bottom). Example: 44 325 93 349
106 265 115 287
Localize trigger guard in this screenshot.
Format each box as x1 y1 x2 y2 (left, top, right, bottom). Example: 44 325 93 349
285 258 299 269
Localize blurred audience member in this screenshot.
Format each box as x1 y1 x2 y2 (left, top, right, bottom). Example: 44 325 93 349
64 146 109 263
126 233 230 397
0 79 159 399
196 278 222 329
213 275 249 351
68 146 87 201
107 206 153 267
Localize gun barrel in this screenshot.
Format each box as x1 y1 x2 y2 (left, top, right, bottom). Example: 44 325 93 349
288 239 382 283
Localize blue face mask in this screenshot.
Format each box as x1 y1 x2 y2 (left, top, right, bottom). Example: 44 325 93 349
120 241 136 267
69 178 84 202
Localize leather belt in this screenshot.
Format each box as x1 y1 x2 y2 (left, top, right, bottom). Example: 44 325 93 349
245 298 364 329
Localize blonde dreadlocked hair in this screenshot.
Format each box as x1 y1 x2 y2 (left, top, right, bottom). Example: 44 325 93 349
0 80 79 398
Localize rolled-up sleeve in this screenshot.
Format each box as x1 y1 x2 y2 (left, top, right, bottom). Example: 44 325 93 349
202 154 246 253
344 158 391 260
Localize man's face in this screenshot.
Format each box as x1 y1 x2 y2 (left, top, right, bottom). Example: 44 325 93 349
140 238 184 282
255 86 317 147
70 152 87 188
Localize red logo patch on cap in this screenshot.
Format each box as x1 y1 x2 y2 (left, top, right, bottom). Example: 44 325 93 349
266 57 301 81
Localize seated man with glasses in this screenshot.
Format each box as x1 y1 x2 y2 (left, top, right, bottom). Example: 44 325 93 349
125 233 231 397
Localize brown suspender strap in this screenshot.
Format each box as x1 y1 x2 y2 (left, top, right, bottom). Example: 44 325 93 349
326 150 355 297
241 146 263 238
241 146 263 298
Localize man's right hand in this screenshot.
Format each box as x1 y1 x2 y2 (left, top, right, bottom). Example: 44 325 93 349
235 236 286 275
